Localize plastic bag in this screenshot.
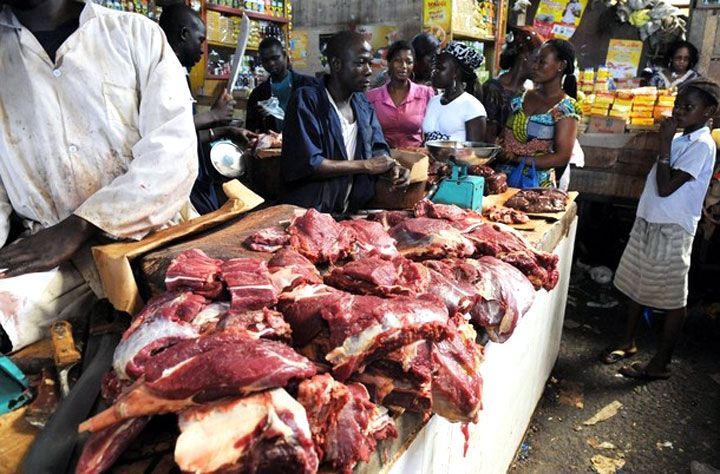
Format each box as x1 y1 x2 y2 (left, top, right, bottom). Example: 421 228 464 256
507 156 539 189
258 96 285 121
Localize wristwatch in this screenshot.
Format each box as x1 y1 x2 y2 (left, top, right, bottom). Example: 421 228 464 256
209 128 216 140
657 154 671 164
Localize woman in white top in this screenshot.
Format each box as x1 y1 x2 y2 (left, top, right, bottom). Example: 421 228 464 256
422 41 487 142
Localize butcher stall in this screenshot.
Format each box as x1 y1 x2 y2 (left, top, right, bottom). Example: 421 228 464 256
0 180 577 474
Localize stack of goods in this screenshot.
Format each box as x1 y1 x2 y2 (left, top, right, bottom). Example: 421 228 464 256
630 87 659 128
590 91 615 117
609 90 633 121
78 200 560 473
579 68 595 95
654 90 676 122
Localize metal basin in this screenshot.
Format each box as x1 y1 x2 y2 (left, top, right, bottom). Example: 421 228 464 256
425 140 501 165
210 140 248 178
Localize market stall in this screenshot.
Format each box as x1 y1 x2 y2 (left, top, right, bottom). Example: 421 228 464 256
0 175 577 473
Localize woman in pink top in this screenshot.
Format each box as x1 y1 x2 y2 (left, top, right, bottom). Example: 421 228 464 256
367 40 435 149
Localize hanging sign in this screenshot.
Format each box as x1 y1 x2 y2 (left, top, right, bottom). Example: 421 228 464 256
606 39 643 79
533 0 588 40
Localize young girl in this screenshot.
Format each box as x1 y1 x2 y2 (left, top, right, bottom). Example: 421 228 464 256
603 79 719 380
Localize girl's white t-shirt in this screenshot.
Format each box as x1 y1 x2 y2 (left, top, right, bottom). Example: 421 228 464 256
422 92 487 142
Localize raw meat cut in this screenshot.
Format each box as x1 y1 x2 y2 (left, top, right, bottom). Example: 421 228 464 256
113 292 207 380
287 209 353 263
467 164 494 178
267 248 322 292
75 418 150 474
254 130 283 150
483 205 529 224
324 255 430 297
243 225 290 253
322 293 451 380
464 257 535 342
465 223 559 290
414 199 484 232
484 171 508 195
297 374 397 474
175 389 318 474
190 302 230 334
504 188 568 213
367 210 413 230
467 166 508 195
422 259 481 315
424 257 535 342
217 308 292 342
431 315 484 423
338 219 398 259
277 284 345 347
77 373 149 474
389 217 475 260
80 330 316 432
221 258 278 311
164 249 224 298
356 341 434 416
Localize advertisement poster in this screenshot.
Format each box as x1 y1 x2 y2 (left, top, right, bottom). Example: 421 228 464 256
423 0 451 45
532 0 588 40
289 30 309 69
606 39 643 79
357 24 401 70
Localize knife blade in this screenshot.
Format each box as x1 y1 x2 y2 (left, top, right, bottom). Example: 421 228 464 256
226 13 250 93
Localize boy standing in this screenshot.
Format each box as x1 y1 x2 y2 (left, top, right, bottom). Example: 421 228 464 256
603 79 719 380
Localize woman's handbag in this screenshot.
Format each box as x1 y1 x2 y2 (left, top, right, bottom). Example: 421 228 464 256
507 156 539 189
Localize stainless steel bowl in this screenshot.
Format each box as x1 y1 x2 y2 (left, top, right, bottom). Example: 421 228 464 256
209 140 248 178
425 140 501 165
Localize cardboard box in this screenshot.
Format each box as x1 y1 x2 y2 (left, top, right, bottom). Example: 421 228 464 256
391 149 429 184
587 115 627 134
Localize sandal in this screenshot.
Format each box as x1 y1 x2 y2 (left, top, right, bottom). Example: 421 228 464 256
619 361 671 381
600 346 637 365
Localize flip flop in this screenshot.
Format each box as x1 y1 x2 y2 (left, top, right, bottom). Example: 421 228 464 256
619 361 671 381
600 346 637 365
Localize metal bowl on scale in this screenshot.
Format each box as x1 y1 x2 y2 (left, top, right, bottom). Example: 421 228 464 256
425 140 501 166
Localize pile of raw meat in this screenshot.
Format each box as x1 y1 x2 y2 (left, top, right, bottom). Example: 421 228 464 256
504 188 568 214
77 199 559 473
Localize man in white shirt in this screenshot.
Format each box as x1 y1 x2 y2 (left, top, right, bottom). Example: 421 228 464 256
0 0 197 351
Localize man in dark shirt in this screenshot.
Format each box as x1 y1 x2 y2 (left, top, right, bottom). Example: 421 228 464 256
280 31 409 214
160 3 254 213
246 37 317 133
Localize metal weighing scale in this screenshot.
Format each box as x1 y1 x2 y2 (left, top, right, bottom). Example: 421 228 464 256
425 140 501 211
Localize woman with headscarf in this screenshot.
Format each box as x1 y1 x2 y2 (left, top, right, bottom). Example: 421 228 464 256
496 38 581 189
478 26 545 142
649 40 700 90
367 40 435 149
422 41 487 142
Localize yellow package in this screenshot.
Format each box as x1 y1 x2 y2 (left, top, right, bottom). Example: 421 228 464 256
611 103 632 113
634 96 657 106
631 117 655 127
609 109 630 119
613 98 634 108
630 109 653 118
615 90 635 101
657 97 676 107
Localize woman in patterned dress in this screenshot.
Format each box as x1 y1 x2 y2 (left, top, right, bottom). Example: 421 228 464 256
495 39 581 189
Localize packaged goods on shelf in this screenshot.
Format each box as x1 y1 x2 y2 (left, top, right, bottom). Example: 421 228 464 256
630 117 655 127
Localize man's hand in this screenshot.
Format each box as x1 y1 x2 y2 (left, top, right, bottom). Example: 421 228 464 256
220 126 258 146
363 155 396 175
390 164 411 189
211 90 236 124
0 215 96 278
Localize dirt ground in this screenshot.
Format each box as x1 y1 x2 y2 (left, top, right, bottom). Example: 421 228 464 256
509 262 720 473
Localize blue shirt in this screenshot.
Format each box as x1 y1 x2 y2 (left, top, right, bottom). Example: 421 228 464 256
280 77 390 213
637 126 716 235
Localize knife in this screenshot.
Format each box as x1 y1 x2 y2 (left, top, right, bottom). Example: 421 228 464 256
226 13 251 93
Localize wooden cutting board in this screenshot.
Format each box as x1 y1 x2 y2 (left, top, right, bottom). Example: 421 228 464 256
138 204 302 297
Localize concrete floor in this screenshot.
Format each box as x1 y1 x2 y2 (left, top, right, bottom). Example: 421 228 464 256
510 267 720 473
